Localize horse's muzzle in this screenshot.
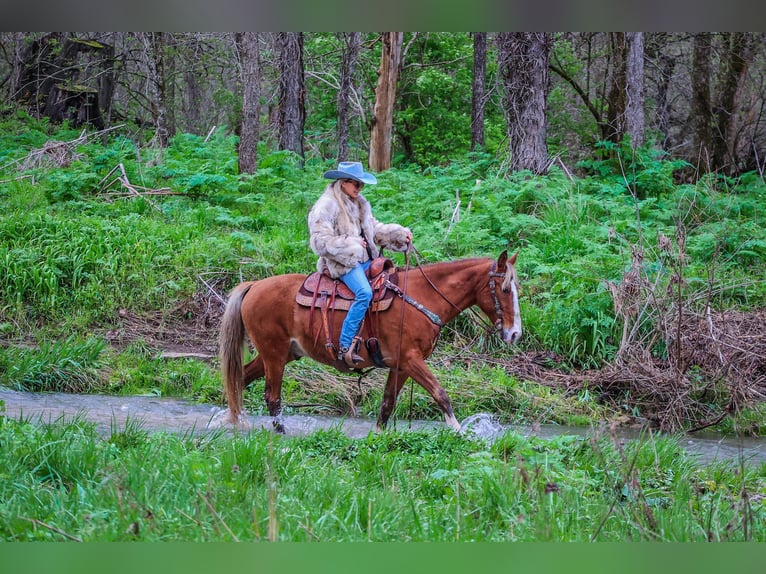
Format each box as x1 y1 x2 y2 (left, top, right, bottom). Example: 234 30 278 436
501 327 522 345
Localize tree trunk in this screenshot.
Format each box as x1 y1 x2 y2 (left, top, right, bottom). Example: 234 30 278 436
646 33 676 147
16 34 115 130
276 32 305 160
184 65 203 134
369 32 403 172
336 32 361 163
6 32 27 102
605 32 628 143
165 35 176 142
236 32 261 175
691 33 712 168
470 32 487 152
147 32 171 147
712 33 755 174
497 32 551 174
624 32 645 149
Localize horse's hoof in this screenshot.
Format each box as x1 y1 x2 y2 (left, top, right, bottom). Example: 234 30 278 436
207 409 252 431
272 415 286 434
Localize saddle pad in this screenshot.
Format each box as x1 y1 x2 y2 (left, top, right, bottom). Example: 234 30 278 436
296 271 397 311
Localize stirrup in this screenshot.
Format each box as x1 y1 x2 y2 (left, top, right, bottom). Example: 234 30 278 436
339 338 363 367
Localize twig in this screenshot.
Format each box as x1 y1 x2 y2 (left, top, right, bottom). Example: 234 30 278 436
555 156 575 181
98 162 165 213
198 275 227 304
1 124 126 172
204 125 217 143
20 516 83 542
199 491 240 541
0 174 35 185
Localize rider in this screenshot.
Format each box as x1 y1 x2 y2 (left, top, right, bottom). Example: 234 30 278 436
308 161 412 367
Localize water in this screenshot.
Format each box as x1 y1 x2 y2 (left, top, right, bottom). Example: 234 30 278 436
2 388 764 467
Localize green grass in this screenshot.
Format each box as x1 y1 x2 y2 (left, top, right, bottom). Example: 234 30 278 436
0 417 763 541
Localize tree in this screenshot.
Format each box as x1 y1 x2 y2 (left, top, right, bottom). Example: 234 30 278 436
369 32 403 172
13 33 115 130
624 32 645 149
604 32 645 148
497 32 551 174
645 33 677 147
237 32 261 175
471 32 487 152
276 32 305 160
712 32 757 174
691 33 713 169
145 32 173 147
336 32 361 163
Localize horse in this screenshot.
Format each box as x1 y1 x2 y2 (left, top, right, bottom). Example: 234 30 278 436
217 249 522 433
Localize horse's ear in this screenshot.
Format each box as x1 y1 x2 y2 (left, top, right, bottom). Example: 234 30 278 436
497 249 508 271
509 251 517 265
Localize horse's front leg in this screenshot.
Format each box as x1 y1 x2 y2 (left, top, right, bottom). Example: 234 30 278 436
402 357 461 431
376 369 410 431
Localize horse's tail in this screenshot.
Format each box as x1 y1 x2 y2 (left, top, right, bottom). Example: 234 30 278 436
219 282 253 420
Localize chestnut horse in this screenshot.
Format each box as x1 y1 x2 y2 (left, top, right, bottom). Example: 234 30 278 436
217 250 522 432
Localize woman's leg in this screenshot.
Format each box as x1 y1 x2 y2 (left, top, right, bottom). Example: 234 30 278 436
338 261 372 350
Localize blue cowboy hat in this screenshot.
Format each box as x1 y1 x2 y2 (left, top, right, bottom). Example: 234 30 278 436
323 161 378 185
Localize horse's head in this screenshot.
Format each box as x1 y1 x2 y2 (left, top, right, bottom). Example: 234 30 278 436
484 250 522 345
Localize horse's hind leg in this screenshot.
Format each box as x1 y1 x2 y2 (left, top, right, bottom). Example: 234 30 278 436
263 359 287 433
243 355 265 387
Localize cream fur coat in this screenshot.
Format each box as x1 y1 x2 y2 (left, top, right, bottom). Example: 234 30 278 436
308 181 411 278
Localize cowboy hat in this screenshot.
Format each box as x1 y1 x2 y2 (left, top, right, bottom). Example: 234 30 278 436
323 161 378 184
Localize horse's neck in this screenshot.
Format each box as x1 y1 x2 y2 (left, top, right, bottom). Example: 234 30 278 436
406 258 488 318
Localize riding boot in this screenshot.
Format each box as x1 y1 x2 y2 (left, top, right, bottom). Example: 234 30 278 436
339 336 364 367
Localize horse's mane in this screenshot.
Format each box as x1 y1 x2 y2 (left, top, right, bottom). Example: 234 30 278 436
402 255 517 291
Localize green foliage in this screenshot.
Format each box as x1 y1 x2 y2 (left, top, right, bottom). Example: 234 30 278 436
578 139 692 199
0 418 763 541
40 165 102 202
108 346 220 404
0 336 107 392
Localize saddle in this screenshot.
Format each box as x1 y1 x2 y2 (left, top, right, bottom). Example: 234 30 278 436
296 257 397 311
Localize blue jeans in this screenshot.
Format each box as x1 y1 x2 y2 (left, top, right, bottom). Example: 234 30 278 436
338 260 372 348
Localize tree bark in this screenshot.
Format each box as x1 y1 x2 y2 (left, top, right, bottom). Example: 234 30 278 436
497 32 551 174
369 32 403 172
146 32 171 147
337 32 361 163
646 33 676 147
624 32 645 149
6 32 27 102
17 33 115 130
712 32 755 174
691 32 712 168
605 32 628 143
276 32 305 160
236 32 261 175
470 32 487 152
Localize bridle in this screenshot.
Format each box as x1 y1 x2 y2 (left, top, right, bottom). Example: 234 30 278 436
407 246 514 336
488 261 512 335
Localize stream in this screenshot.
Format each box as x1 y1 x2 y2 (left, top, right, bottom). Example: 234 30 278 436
2 387 765 467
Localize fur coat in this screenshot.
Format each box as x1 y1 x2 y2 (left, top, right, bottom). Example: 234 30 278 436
308 181 411 278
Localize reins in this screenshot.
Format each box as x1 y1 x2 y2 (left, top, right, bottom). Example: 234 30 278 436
408 244 499 335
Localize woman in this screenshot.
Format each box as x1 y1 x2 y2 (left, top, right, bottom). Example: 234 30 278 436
308 161 412 367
